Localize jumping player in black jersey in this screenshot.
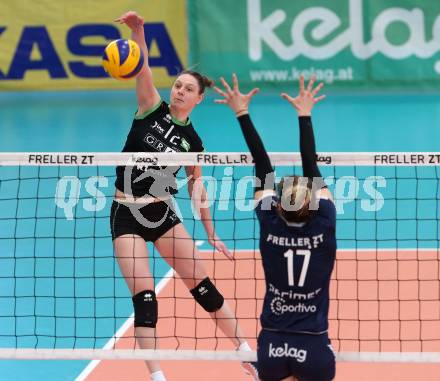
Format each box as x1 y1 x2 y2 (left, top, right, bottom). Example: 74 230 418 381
214 74 336 381
111 12 253 381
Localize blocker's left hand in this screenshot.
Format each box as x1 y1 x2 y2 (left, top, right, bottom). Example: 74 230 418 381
281 75 326 117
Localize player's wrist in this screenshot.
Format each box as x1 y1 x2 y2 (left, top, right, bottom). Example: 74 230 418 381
297 110 311 117
235 109 249 117
131 24 144 33
134 16 145 28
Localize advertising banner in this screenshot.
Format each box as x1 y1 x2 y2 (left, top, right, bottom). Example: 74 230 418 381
189 0 440 91
0 1 187 90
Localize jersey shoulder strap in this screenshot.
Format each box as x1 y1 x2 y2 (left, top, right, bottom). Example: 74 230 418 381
134 100 167 120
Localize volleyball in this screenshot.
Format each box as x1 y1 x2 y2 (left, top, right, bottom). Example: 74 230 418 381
102 39 144 80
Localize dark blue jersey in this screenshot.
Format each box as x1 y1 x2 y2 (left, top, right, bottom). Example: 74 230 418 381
256 194 336 334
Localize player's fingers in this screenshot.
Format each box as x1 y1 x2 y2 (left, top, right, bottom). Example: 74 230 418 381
125 11 138 20
232 73 239 91
213 86 227 97
314 95 326 103
215 240 226 253
214 99 228 104
281 93 295 105
220 77 232 93
312 82 324 97
299 75 305 94
219 244 233 260
247 88 260 98
307 75 316 92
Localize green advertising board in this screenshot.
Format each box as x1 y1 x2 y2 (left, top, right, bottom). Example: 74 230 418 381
189 0 440 91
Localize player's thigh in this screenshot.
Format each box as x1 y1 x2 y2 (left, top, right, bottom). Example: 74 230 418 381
113 234 153 294
257 330 292 381
154 223 207 288
288 334 335 381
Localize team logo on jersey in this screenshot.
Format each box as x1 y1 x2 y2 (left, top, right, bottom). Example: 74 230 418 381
144 133 172 152
180 138 190 152
268 283 322 300
163 113 172 123
150 121 165 134
270 297 317 315
268 343 307 363
169 134 181 146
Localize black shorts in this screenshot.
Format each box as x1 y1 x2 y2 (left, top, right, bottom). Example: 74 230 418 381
257 330 336 381
110 200 181 242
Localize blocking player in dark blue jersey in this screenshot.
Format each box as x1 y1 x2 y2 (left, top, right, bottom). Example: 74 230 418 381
214 74 336 381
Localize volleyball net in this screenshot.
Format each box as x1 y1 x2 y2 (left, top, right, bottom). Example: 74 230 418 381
0 152 439 362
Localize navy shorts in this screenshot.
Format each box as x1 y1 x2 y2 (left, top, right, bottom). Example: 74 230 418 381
110 200 181 242
257 330 335 381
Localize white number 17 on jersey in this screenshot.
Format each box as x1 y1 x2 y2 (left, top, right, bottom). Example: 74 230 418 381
283 249 311 287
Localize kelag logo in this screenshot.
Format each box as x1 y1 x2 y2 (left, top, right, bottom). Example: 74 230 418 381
191 0 440 89
248 0 440 71
0 23 182 80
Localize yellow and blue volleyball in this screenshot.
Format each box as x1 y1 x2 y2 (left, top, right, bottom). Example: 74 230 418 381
102 39 144 80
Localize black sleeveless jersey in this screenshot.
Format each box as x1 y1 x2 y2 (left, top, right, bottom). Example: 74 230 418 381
115 101 204 197
256 195 336 334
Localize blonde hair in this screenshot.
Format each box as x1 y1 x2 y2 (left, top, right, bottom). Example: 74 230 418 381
277 176 314 223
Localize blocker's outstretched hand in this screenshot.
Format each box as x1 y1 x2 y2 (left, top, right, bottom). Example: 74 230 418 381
281 75 325 117
213 73 259 117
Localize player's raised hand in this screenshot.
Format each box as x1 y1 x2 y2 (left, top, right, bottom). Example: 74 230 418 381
213 73 259 116
114 11 144 30
281 75 325 117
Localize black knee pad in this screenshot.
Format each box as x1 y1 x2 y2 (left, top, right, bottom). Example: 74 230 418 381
190 277 224 312
132 290 158 328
